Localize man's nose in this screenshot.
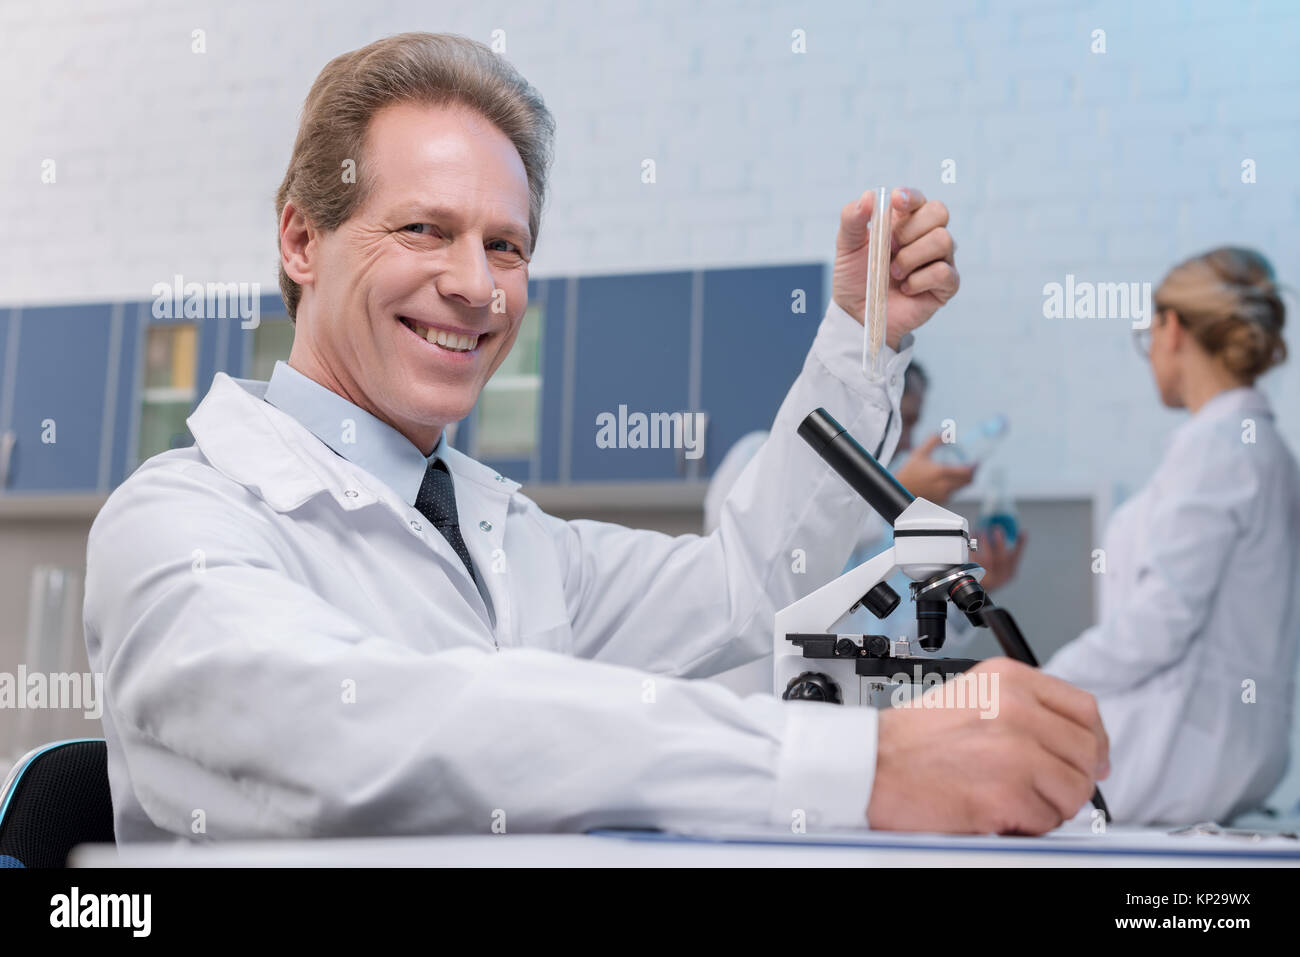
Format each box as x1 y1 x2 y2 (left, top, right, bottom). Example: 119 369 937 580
436 239 496 308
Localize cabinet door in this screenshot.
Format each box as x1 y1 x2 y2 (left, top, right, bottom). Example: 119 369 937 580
134 313 202 469
105 304 143 487
536 277 569 483
5 304 115 492
227 293 290 380
0 310 12 487
700 264 824 476
465 277 548 483
569 272 693 481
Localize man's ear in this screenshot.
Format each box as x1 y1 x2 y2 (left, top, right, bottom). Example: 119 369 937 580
280 201 315 287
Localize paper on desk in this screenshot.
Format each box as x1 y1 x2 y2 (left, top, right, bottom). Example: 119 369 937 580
636 816 1300 857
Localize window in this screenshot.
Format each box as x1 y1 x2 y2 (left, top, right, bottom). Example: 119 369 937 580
137 323 197 462
249 318 294 381
475 303 543 459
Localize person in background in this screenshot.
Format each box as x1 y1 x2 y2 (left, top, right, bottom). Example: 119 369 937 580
1045 247 1300 826
704 360 1026 695
843 360 1025 650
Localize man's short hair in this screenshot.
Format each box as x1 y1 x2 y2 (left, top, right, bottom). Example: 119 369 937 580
275 32 556 319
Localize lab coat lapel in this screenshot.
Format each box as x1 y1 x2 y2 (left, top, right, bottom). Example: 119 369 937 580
188 372 516 633
187 373 382 512
438 444 519 641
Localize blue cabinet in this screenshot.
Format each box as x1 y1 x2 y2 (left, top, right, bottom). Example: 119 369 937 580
467 265 824 484
699 264 824 476
0 309 11 488
0 265 826 494
536 277 568 483
4 304 116 492
568 271 694 481
105 305 144 488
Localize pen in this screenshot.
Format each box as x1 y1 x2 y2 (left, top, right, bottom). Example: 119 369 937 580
979 606 1112 823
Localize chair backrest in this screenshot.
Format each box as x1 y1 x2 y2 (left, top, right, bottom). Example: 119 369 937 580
0 739 114 868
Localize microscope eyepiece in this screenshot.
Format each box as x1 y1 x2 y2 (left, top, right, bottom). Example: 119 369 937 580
798 409 915 524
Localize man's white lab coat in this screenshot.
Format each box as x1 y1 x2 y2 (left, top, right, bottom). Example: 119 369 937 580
1046 387 1300 825
84 301 914 842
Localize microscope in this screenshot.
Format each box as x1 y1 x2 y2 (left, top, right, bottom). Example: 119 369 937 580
772 408 1112 820
773 407 1039 707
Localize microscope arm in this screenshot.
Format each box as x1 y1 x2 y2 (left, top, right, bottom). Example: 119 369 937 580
773 546 900 640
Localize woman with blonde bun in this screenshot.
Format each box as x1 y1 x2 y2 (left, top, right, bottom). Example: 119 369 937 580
1046 247 1300 826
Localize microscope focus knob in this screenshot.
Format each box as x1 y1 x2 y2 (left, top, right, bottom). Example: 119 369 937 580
782 671 843 705
860 582 901 619
864 634 891 657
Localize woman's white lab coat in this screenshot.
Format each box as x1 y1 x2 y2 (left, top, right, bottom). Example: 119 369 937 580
1045 387 1300 825
83 301 914 842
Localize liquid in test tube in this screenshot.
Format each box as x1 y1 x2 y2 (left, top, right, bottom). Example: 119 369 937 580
863 186 891 379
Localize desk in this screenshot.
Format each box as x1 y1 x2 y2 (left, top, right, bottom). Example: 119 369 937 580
68 827 1300 868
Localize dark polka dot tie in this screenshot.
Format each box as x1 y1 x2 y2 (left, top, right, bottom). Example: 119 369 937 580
415 459 477 585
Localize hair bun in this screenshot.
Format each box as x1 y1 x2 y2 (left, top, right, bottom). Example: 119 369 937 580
1156 246 1287 382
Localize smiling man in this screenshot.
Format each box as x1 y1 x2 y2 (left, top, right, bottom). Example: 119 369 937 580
84 33 1108 843
278 99 536 452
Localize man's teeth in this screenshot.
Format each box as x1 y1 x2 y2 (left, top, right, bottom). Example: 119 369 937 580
403 318 479 352
428 328 478 351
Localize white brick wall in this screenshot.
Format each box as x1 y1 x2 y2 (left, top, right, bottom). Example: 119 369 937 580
1 0 1297 493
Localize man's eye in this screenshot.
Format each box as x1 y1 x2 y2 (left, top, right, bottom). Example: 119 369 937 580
403 224 435 235
488 240 521 254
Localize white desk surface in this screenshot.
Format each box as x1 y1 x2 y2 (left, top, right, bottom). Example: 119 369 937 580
69 826 1300 868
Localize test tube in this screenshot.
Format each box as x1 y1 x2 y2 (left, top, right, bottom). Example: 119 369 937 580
863 186 891 379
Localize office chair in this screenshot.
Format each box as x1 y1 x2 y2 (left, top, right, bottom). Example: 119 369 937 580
0 738 114 868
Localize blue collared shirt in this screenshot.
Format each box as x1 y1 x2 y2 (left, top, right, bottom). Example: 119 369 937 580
261 360 494 619
263 360 446 505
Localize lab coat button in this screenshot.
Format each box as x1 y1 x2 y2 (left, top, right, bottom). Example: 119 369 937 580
479 520 492 532
410 520 423 532
343 489 359 498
